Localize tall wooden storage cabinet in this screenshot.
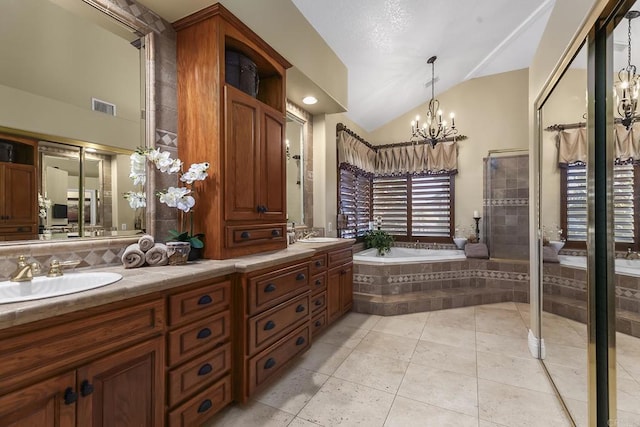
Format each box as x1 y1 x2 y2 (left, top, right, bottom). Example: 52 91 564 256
174 4 291 260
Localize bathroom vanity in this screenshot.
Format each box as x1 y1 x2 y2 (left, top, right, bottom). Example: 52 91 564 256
0 239 353 426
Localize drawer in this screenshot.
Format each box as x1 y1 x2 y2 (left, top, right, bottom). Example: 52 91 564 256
249 293 310 354
168 375 232 427
168 342 231 407
328 247 353 268
311 272 326 294
226 224 286 247
169 279 231 326
311 311 327 338
168 311 230 366
310 253 327 275
311 291 326 314
248 325 310 395
248 263 310 315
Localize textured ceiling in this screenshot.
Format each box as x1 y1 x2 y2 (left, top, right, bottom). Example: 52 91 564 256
291 0 555 131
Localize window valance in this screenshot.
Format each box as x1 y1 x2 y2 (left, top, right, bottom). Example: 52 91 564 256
557 125 640 164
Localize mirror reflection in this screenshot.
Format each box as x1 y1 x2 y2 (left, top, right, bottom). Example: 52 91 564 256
286 113 304 226
0 0 144 242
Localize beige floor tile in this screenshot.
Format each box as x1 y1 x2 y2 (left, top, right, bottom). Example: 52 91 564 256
315 323 369 349
334 311 383 330
480 302 518 311
383 395 478 427
287 418 323 427
543 362 588 402
565 318 588 339
566 396 640 427
411 339 477 377
354 331 418 362
333 349 409 393
619 353 640 383
479 420 507 427
478 379 572 427
475 307 528 338
477 351 554 394
540 315 585 348
618 368 640 415
427 306 477 331
297 377 395 427
617 331 640 356
397 363 478 417
253 367 329 415
294 342 353 375
543 341 587 370
371 313 428 339
515 302 531 313
475 331 532 359
204 400 295 427
420 324 476 349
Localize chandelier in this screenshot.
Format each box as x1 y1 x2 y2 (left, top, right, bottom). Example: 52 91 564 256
616 10 640 130
410 56 459 146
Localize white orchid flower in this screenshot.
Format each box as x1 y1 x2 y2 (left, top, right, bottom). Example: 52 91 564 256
124 191 147 209
180 162 210 184
158 186 196 212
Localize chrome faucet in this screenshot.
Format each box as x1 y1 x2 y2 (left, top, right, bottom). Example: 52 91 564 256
625 247 639 260
9 255 41 282
301 230 319 240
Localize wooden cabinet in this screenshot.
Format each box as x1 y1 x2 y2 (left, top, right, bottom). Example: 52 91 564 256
166 279 232 426
234 259 311 403
0 133 37 240
174 4 291 260
0 299 165 427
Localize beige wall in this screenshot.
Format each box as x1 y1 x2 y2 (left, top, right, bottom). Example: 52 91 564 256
0 0 141 150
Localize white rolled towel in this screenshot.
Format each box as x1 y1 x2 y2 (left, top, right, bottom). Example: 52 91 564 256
122 243 146 268
138 234 155 252
145 243 169 266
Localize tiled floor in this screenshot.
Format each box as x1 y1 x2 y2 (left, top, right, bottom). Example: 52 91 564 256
541 310 640 426
206 302 578 426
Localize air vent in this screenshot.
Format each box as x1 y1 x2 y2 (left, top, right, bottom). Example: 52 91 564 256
92 98 116 116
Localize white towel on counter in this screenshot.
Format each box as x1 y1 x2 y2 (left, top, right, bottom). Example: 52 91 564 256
138 234 155 252
121 243 146 268
145 243 169 266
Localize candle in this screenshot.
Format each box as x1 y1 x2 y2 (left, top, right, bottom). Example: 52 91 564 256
473 210 480 218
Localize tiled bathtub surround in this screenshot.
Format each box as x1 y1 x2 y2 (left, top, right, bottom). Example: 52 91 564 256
484 155 529 260
353 258 530 316
543 262 640 338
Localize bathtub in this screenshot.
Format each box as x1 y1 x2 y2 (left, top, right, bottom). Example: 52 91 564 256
353 247 466 264
559 255 640 278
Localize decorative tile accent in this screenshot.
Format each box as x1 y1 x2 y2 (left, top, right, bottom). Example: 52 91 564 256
483 198 529 206
155 129 177 148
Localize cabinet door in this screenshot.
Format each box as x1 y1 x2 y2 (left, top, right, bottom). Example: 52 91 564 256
340 263 354 314
225 86 261 221
2 164 36 225
260 106 286 220
0 371 76 427
76 337 164 427
327 267 343 323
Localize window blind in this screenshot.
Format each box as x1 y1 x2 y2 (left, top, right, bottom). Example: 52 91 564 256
411 175 452 237
372 176 408 235
338 167 371 238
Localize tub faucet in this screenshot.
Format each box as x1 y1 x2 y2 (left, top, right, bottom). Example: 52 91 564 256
9 255 41 282
625 248 639 260
414 240 420 248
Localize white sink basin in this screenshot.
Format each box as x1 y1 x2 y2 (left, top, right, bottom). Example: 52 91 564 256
0 272 122 304
298 237 343 243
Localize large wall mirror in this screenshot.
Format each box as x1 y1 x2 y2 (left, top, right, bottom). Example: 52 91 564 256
285 101 313 228
0 0 146 243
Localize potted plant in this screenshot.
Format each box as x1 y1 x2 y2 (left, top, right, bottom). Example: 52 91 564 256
364 229 394 256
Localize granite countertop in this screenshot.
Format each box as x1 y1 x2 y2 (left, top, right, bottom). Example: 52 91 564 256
0 239 354 331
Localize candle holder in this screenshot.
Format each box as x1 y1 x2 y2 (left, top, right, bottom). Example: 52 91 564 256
474 217 481 242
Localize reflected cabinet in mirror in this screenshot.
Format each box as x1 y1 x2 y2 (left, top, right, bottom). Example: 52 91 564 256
0 0 146 242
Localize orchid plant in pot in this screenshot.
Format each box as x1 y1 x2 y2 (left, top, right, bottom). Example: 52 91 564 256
124 147 210 262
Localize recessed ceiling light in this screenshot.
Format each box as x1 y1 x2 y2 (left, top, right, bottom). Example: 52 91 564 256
302 96 318 105
85 148 97 153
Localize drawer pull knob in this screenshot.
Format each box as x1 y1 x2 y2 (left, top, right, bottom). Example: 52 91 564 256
197 328 212 339
63 387 78 405
80 380 94 397
296 273 306 281
264 283 276 293
295 304 305 313
264 320 276 331
198 295 213 305
315 260 322 267
264 358 277 369
197 399 213 413
315 320 322 327
241 231 250 239
315 299 322 306
296 337 306 346
315 279 321 286
198 363 213 376
271 229 280 237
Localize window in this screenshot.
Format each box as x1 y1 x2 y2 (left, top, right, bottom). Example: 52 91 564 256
372 173 454 240
338 166 371 238
561 162 638 247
